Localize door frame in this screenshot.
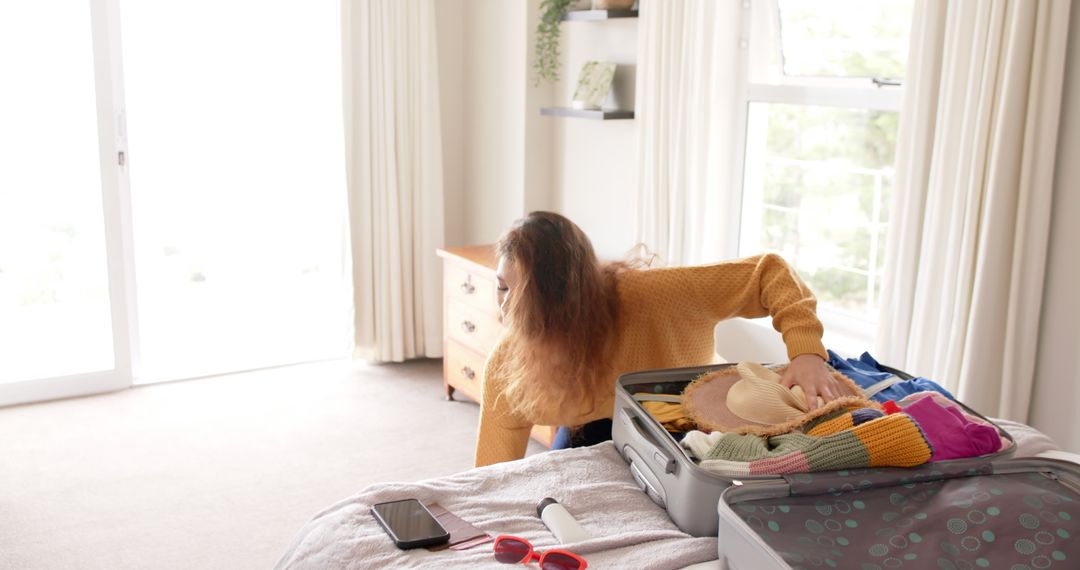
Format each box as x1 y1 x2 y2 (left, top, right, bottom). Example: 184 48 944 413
0 0 138 407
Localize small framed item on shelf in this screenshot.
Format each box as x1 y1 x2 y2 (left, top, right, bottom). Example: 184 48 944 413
570 61 616 110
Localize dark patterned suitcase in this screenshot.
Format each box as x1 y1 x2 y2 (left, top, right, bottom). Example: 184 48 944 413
716 457 1080 569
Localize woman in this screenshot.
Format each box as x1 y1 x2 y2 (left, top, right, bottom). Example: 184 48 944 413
475 211 852 467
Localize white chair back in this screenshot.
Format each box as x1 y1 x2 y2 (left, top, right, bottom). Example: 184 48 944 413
713 318 788 364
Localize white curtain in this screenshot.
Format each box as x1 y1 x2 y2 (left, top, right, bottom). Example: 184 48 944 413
876 0 1071 421
342 0 445 362
634 0 745 265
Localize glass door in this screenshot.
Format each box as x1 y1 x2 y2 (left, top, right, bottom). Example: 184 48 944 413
0 1 135 405
120 1 351 381
0 2 350 404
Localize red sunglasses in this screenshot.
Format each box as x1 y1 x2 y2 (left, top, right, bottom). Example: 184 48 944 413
492 535 588 570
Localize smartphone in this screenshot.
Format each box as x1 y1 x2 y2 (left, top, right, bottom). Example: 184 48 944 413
371 498 450 549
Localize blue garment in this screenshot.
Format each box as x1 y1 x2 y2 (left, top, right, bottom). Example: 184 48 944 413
827 350 956 403
551 419 613 450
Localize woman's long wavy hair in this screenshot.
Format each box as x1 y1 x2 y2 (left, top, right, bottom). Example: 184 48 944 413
494 211 622 420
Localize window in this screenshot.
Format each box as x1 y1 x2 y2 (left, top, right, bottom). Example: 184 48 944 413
737 0 914 343
0 1 350 405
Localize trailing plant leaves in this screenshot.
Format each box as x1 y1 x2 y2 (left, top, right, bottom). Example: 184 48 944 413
534 0 572 85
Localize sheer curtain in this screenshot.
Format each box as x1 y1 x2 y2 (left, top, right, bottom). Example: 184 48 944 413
342 0 445 362
876 0 1071 420
634 0 745 265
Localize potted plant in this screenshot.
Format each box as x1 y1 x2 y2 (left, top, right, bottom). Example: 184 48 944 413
533 1 634 86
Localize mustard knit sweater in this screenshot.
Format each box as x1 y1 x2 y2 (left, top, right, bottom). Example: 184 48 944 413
474 253 829 467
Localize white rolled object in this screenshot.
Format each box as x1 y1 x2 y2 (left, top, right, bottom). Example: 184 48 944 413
536 498 591 544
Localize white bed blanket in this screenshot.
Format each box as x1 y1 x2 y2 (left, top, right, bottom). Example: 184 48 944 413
991 417 1060 457
274 442 718 569
275 419 1058 569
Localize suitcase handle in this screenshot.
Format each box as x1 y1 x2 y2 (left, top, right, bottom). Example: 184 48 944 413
629 458 667 507
617 408 677 475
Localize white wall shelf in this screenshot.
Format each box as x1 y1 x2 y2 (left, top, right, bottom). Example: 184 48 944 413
562 9 639 21
540 107 634 120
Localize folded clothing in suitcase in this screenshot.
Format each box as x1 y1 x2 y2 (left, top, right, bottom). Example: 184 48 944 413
610 363 1015 538
716 457 1080 569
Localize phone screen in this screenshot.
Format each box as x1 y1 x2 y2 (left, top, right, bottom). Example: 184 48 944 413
371 499 448 546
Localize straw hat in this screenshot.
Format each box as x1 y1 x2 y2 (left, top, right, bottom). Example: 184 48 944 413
683 362 877 436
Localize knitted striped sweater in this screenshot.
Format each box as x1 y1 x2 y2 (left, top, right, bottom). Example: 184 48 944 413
475 253 828 467
683 408 934 477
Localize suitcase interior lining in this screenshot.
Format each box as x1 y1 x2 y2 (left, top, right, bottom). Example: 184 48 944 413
724 469 1080 569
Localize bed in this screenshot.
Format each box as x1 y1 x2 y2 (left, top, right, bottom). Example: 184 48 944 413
274 419 1062 569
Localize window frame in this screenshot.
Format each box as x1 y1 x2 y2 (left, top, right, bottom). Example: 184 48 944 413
730 0 908 352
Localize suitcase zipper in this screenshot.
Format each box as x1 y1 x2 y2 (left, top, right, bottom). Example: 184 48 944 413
1042 470 1080 495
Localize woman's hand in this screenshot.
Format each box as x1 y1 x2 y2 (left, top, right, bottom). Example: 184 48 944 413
780 354 856 411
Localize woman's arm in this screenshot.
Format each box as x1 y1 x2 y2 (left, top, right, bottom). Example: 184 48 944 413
677 253 855 407
474 339 534 467
661 253 824 358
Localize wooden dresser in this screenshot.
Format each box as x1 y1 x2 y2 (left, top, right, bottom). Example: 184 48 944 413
436 245 557 449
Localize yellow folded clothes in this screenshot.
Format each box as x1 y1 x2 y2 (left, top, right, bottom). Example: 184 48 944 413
636 396 696 432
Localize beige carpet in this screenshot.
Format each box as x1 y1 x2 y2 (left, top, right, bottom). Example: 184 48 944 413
0 359 543 569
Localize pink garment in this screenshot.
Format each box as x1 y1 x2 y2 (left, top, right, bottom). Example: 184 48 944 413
902 396 1002 460
898 391 997 428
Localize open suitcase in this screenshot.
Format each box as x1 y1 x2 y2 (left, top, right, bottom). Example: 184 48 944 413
716 456 1080 568
610 363 1018 538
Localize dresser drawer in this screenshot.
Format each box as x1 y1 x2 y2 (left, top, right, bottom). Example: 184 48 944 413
446 299 502 355
444 263 499 315
444 340 485 403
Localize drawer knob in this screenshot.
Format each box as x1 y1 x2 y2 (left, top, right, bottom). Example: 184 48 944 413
460 280 476 294
461 320 476 333
461 366 476 380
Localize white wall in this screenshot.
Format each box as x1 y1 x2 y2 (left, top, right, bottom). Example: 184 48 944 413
461 0 529 245
437 2 637 256
435 0 530 247
435 0 465 246
554 19 639 260
523 1 556 216
1030 3 1080 453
